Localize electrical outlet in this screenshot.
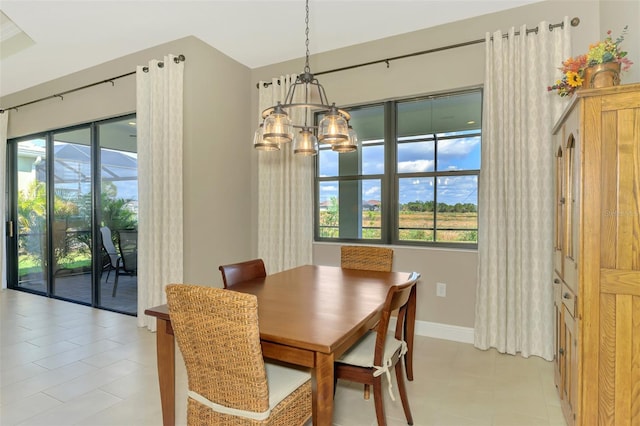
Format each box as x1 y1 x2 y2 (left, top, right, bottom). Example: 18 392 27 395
436 282 447 297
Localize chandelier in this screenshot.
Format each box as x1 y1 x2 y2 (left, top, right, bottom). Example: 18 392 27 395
253 0 358 156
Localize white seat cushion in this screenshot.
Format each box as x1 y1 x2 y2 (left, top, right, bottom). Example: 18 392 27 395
265 362 311 410
337 331 407 401
338 331 403 367
188 362 310 421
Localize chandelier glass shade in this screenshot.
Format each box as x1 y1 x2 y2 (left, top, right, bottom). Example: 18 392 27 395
262 104 293 144
331 126 358 153
293 128 318 155
254 0 357 156
317 105 349 144
252 124 279 151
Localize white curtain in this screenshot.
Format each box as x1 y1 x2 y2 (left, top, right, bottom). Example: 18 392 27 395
475 18 571 360
0 111 8 289
136 55 184 331
257 76 314 273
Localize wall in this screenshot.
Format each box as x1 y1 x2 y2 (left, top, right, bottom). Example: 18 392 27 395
599 0 640 84
250 0 602 333
1 35 254 288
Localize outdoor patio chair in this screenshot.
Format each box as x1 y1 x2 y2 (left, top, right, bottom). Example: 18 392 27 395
115 229 137 297
100 226 122 295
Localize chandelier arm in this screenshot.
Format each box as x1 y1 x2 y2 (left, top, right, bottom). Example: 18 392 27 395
261 104 351 120
293 124 316 130
283 80 298 105
315 80 330 107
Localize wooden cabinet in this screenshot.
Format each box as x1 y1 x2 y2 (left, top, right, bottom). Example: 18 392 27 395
552 83 640 426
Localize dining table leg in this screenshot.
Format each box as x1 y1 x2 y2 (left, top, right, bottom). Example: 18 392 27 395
156 318 175 426
312 352 335 426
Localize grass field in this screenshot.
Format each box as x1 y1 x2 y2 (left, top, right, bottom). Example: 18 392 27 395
320 210 478 242
18 254 92 278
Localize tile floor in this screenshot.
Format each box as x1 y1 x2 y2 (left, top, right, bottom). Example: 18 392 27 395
1 289 567 426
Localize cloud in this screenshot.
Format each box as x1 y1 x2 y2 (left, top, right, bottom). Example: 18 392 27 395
438 137 480 156
399 178 434 203
363 162 384 174
321 184 338 192
437 176 478 204
398 159 435 172
364 185 380 196
397 175 478 205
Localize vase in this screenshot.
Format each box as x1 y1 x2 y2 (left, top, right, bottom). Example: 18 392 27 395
581 62 621 89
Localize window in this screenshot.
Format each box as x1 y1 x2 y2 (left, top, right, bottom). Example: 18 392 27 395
315 89 481 247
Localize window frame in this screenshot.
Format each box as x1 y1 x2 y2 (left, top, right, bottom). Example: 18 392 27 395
314 87 482 249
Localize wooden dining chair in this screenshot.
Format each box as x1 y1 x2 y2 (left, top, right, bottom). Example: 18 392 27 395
340 245 393 272
334 272 420 426
165 284 312 425
218 258 266 288
340 245 401 399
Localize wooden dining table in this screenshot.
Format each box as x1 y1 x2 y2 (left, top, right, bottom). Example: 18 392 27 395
145 264 417 426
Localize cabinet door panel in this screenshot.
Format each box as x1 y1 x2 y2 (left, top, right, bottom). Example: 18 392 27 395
554 142 565 278
554 273 563 391
562 307 577 426
563 132 579 294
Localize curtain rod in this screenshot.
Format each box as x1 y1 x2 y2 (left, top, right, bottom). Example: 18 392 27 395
0 54 186 113
256 17 580 88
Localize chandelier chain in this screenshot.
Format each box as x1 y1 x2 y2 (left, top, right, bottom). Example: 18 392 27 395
304 0 311 74
255 0 356 155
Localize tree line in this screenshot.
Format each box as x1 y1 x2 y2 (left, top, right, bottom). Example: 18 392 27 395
401 200 477 213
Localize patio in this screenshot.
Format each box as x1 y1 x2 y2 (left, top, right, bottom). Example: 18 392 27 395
17 272 137 315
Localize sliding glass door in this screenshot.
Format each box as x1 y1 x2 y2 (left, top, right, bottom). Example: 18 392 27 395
51 127 93 303
7 115 137 315
14 137 48 294
97 117 138 313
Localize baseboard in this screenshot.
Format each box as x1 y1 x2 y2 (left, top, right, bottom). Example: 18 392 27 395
415 320 474 344
390 318 474 344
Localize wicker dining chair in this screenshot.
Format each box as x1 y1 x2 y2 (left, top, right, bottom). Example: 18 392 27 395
334 272 420 426
218 259 266 289
165 284 312 425
340 246 393 272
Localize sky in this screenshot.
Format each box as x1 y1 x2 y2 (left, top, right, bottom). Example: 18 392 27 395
318 132 480 206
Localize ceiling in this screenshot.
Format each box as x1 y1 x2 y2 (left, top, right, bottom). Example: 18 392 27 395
0 0 543 99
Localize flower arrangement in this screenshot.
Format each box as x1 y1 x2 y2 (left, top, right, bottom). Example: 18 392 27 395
548 26 633 97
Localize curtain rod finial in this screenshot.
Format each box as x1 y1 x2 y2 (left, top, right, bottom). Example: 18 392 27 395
571 17 580 27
